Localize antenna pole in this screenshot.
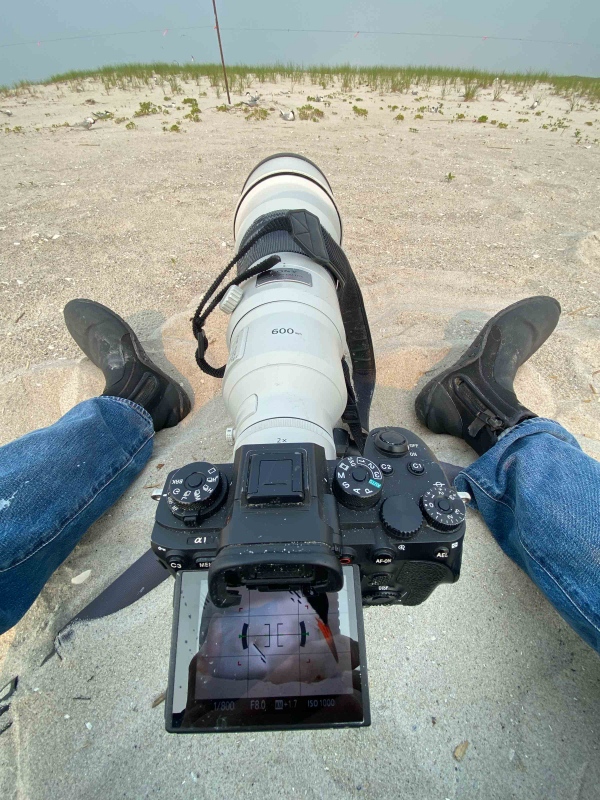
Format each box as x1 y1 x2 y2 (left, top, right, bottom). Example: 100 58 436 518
211 0 231 105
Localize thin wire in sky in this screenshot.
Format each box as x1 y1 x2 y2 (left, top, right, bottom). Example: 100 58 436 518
0 24 594 50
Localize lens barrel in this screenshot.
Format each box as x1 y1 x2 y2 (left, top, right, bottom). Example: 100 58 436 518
222 154 349 458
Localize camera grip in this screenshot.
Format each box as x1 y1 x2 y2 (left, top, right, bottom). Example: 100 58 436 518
394 561 455 606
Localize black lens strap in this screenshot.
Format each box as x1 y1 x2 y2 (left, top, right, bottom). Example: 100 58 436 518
191 209 376 450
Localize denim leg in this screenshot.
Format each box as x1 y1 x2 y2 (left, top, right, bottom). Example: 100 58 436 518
455 418 600 653
0 397 154 634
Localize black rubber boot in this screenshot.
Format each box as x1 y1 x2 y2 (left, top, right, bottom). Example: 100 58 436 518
64 299 191 432
415 296 561 455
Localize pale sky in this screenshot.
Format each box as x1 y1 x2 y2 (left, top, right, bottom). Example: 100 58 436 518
1 0 599 86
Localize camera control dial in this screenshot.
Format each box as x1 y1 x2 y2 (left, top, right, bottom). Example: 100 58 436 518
380 495 423 539
333 456 383 509
420 487 466 531
167 462 224 522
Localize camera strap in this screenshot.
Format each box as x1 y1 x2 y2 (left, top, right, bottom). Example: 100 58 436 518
192 210 376 452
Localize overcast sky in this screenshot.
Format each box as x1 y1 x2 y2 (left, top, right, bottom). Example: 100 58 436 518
1 0 599 85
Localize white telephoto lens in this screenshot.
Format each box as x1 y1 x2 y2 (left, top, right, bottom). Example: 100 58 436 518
223 155 348 458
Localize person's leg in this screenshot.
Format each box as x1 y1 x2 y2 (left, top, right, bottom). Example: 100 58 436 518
0 397 153 633
0 299 191 634
455 419 600 652
415 296 600 652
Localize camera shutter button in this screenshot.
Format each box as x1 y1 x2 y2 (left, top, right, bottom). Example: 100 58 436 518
374 429 409 456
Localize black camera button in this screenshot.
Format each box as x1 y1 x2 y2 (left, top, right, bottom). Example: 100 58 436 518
185 472 205 489
165 551 186 570
379 463 394 475
374 429 409 456
351 467 369 482
407 461 425 476
372 548 395 565
434 547 450 560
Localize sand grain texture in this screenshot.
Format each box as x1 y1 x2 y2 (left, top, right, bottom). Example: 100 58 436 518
0 77 599 800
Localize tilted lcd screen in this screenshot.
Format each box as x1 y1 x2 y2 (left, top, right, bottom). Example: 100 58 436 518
167 565 369 732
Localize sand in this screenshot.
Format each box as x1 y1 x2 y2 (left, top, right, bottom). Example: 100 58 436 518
0 76 599 799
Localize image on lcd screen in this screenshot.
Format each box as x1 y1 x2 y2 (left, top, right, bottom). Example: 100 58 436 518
167 565 369 732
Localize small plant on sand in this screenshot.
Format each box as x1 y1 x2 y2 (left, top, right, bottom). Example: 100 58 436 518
477 115 488 123
492 81 504 101
388 104 399 111
352 105 368 117
456 112 465 120
415 113 424 119
409 127 419 133
394 113 404 121
497 122 508 129
463 80 480 101
125 121 136 130
298 104 324 121
163 123 182 132
244 107 269 121
168 77 181 95
134 101 159 117
183 98 201 122
215 104 229 112
445 172 456 181
567 93 579 112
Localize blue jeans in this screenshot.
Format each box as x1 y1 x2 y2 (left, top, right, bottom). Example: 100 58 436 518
456 418 600 653
0 397 153 634
0 404 598 654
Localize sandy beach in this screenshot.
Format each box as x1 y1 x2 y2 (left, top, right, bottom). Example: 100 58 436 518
1 74 599 799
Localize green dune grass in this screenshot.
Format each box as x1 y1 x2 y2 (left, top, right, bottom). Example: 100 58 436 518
2 62 599 102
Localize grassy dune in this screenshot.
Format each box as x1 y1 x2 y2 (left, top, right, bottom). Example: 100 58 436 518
2 62 599 102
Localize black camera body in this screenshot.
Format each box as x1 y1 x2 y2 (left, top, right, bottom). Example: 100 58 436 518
151 427 466 608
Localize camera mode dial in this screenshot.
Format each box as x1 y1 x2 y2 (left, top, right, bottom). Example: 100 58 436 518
420 487 466 531
333 456 384 509
167 462 224 522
